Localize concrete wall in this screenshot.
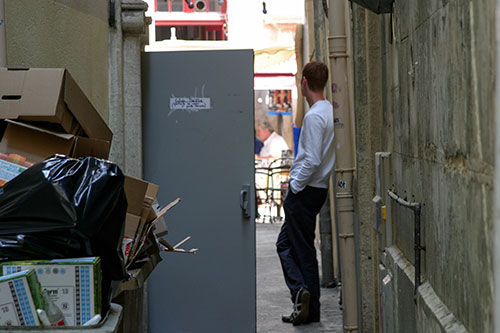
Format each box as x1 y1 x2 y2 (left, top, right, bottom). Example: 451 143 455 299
351 5 384 331
352 0 495 331
5 0 109 121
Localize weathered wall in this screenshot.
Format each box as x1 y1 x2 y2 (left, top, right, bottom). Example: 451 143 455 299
351 5 383 331
5 0 109 121
352 0 495 332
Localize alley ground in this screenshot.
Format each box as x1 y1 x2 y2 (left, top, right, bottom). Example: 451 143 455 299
256 222 343 332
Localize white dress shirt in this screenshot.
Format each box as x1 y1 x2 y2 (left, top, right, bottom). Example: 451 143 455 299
260 131 289 158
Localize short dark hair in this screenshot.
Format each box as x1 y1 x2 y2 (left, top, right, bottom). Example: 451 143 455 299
302 61 329 92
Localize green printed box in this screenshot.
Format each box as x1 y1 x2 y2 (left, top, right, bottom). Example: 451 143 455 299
0 269 45 326
1 257 101 326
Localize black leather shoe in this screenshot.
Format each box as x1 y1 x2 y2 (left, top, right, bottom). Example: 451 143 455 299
292 288 310 326
282 312 319 325
282 314 319 325
281 314 294 323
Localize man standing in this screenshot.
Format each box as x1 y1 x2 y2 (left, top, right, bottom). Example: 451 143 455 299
277 61 335 326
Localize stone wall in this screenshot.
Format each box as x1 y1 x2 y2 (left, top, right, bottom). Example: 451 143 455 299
352 0 495 331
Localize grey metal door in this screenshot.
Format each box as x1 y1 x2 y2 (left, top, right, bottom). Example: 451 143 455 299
142 50 256 333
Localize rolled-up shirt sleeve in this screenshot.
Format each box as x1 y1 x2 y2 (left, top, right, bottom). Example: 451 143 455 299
289 114 324 194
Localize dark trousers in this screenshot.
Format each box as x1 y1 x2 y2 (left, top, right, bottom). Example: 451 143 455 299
276 186 328 319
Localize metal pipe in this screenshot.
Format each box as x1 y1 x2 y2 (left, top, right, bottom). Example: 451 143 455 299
387 190 419 208
0 0 7 67
330 175 340 285
328 0 359 331
414 204 421 300
494 1 500 331
387 189 423 303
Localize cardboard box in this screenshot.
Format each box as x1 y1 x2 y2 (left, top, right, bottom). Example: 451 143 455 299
0 269 44 326
1 257 102 326
0 120 110 163
0 68 112 141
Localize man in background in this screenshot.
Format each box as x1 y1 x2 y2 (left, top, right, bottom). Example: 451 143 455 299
277 61 335 326
255 120 289 159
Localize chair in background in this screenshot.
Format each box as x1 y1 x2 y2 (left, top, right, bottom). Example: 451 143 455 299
266 157 292 221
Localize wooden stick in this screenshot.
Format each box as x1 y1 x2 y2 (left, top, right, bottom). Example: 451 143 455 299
173 236 191 249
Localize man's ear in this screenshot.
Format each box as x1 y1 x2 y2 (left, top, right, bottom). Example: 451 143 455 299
302 76 308 89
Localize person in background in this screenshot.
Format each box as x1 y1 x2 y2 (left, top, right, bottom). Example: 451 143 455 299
277 61 335 326
255 120 289 159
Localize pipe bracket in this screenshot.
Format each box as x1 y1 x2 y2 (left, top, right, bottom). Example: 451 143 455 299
329 53 349 59
344 325 359 331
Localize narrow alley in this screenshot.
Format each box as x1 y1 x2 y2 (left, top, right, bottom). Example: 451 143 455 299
1 0 499 332
257 222 343 332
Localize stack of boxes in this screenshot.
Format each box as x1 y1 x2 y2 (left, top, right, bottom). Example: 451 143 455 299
0 68 112 165
0 68 170 327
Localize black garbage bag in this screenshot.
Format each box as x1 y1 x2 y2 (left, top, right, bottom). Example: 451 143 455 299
0 155 128 316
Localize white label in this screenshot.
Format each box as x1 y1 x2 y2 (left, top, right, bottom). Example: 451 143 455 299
170 97 211 110
382 274 392 285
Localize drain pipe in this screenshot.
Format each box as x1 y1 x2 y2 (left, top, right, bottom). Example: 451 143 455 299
387 189 424 302
493 1 500 330
0 0 6 66
328 0 359 331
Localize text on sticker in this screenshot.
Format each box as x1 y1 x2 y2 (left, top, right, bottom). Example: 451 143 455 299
170 97 211 110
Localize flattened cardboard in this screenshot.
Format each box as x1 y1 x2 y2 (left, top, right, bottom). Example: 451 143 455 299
124 213 141 239
124 176 149 216
0 68 112 141
128 198 181 265
123 176 159 263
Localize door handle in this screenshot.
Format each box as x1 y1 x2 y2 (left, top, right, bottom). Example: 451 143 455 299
240 184 250 218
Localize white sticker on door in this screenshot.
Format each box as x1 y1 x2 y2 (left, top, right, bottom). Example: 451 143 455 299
170 97 211 110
